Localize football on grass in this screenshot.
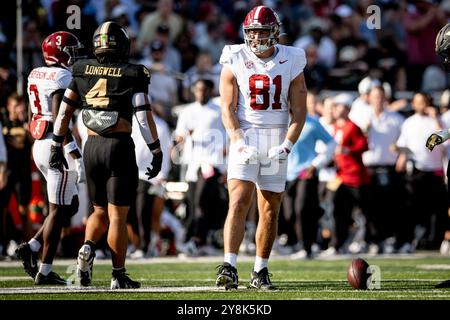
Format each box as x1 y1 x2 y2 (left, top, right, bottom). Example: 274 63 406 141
347 258 370 290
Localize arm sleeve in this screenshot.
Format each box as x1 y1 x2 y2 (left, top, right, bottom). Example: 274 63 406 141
158 120 173 179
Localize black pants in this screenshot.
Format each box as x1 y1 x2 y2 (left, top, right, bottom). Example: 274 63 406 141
400 168 448 248
189 168 228 245
366 165 403 244
283 176 323 253
333 184 370 251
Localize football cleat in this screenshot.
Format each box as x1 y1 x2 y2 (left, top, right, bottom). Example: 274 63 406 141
76 244 95 286
110 269 141 289
15 243 38 279
435 279 450 289
249 267 275 290
35 271 67 285
215 263 239 290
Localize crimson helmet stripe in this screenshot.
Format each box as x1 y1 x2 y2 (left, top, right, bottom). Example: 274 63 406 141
253 6 264 23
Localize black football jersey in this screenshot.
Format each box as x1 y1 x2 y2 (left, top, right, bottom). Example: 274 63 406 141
68 59 151 123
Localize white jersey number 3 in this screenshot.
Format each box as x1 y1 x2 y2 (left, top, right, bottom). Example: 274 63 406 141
249 74 282 110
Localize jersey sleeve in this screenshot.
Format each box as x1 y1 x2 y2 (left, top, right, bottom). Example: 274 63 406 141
54 69 72 91
134 65 151 94
290 47 307 80
219 45 237 77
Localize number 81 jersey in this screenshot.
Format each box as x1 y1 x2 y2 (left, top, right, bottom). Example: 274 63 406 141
220 44 306 130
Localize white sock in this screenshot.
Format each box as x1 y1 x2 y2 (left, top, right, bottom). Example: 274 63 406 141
39 263 52 276
254 256 268 273
224 253 237 267
28 238 41 252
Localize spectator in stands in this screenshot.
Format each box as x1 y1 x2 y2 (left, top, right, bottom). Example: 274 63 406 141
154 24 182 73
137 0 184 50
404 0 446 90
304 44 327 92
0 94 33 243
294 18 336 69
140 40 178 121
182 51 220 101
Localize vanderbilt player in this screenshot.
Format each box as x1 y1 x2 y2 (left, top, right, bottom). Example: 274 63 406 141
216 6 307 289
427 23 450 289
15 31 85 285
49 22 163 289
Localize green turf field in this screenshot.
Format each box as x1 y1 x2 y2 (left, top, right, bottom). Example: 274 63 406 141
1 254 450 300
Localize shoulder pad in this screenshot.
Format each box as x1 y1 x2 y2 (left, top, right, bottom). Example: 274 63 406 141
220 44 245 65
72 59 95 76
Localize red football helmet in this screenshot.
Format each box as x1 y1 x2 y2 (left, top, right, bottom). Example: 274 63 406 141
42 31 84 69
243 6 281 55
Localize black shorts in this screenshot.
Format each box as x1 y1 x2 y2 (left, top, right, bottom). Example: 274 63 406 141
83 133 138 207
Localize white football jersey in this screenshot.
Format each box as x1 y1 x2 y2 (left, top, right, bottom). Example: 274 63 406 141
220 44 306 129
27 66 72 121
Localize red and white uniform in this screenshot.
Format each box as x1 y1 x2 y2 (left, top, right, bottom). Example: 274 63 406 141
27 66 78 205
220 44 306 192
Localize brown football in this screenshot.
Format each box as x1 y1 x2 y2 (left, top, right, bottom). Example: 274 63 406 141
347 258 370 290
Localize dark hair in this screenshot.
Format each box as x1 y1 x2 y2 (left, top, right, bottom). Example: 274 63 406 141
193 78 214 90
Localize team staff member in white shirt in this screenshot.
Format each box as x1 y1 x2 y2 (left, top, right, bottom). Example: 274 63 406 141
396 92 447 253
175 79 228 253
363 85 404 253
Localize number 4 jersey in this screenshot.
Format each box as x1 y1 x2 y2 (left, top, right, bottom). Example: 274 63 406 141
68 59 150 124
220 44 306 130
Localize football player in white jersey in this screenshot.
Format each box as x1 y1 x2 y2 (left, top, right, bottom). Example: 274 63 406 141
15 31 85 285
216 6 307 290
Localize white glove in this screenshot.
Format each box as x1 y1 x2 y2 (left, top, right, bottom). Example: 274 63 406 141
268 139 293 162
232 139 258 164
74 158 86 184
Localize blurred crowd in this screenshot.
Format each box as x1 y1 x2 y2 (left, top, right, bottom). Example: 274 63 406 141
1 0 450 260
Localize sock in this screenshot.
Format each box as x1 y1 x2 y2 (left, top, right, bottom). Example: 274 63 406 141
84 240 96 250
224 253 237 268
254 256 268 273
28 238 41 252
39 263 52 276
112 267 125 276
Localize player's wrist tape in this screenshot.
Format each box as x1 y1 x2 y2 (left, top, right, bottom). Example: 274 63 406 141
62 96 80 108
281 139 293 152
147 139 161 152
52 134 64 146
64 141 78 154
